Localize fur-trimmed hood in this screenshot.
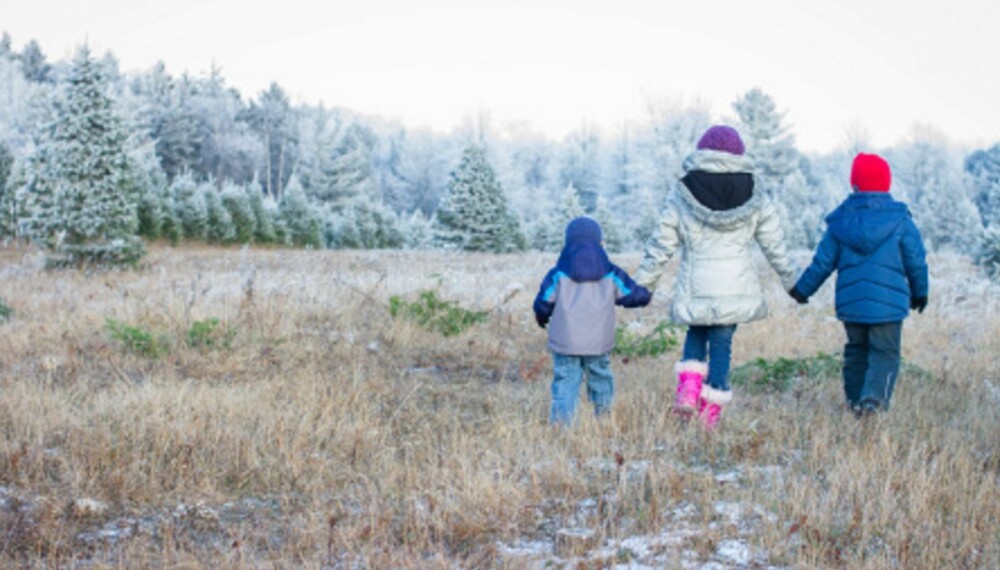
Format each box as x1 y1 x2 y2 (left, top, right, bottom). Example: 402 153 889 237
676 149 763 230
682 149 755 175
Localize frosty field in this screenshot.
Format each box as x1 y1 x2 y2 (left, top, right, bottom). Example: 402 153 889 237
1 245 999 569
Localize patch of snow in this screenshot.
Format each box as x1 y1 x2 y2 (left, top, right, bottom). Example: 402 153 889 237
714 470 741 485
716 539 753 564
497 538 552 557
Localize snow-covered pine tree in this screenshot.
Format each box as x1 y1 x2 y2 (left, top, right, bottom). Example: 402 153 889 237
545 183 586 251
202 182 236 244
326 195 403 249
890 133 982 253
0 142 13 236
593 196 624 253
279 175 322 248
23 46 143 266
631 187 662 249
170 172 207 242
247 181 276 244
733 88 818 249
400 210 434 250
266 195 289 245
975 226 1000 280
0 153 24 240
557 126 604 213
434 145 524 253
125 135 168 240
221 182 256 244
157 183 182 244
966 142 1000 229
323 123 378 207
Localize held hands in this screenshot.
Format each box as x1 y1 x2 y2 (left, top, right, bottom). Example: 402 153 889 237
788 287 809 305
910 296 928 314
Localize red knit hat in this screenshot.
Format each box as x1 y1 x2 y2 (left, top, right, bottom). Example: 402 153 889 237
850 153 891 192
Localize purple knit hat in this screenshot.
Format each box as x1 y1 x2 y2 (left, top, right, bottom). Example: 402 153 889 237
696 125 746 156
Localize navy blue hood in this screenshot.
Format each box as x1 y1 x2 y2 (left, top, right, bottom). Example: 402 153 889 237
556 240 611 282
826 193 909 255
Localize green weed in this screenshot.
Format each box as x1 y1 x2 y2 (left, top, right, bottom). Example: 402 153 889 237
186 318 236 350
388 290 488 337
613 321 682 358
105 318 167 359
730 352 841 393
0 298 11 323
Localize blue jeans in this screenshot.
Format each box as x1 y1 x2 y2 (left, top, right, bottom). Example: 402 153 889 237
550 353 614 425
843 322 902 410
682 325 737 391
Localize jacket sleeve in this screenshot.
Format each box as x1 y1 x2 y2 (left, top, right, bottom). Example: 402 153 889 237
900 218 929 298
610 264 652 308
754 198 800 290
794 228 839 297
533 267 560 322
633 199 681 290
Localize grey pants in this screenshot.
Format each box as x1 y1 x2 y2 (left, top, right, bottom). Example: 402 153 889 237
843 322 902 410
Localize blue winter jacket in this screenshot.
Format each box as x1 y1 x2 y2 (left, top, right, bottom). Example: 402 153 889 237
794 192 929 324
533 241 651 355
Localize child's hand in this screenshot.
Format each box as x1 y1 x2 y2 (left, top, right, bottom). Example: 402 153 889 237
910 296 927 314
788 287 808 305
535 313 549 328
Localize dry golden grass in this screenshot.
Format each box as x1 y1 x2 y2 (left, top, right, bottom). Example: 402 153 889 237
0 244 998 568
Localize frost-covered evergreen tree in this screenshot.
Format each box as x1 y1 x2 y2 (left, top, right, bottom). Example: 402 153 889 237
965 142 1000 228
557 126 604 212
890 133 982 252
18 39 51 83
538 183 586 251
125 135 167 240
221 182 256 244
266 196 288 245
23 46 143 266
593 196 624 253
170 172 207 241
244 83 297 198
0 142 13 221
0 153 23 239
279 175 322 247
400 210 434 249
202 182 235 244
733 88 817 248
325 196 403 250
323 123 378 207
247 182 276 244
631 187 662 248
434 145 524 253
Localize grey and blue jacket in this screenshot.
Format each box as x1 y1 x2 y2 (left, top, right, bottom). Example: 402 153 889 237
533 241 651 356
794 192 929 324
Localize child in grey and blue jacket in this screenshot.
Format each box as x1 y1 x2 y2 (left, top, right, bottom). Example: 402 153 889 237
533 217 651 425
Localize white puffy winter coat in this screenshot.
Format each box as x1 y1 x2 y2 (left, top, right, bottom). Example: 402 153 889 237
634 150 798 325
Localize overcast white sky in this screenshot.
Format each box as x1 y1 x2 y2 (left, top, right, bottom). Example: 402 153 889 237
5 0 1000 153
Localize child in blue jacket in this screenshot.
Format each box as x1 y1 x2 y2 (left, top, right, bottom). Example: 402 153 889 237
533 217 652 425
790 153 929 416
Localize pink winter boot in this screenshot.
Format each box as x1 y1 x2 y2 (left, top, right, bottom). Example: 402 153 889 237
674 361 708 416
698 386 733 430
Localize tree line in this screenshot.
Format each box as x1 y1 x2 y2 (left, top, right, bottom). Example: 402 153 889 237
1 33 999 272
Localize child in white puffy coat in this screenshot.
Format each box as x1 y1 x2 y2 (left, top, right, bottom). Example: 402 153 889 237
634 125 798 429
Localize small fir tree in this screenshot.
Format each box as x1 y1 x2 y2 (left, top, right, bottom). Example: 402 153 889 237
246 180 276 244
279 176 322 247
434 145 524 253
202 182 236 244
170 172 207 242
23 46 143 266
221 183 256 244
